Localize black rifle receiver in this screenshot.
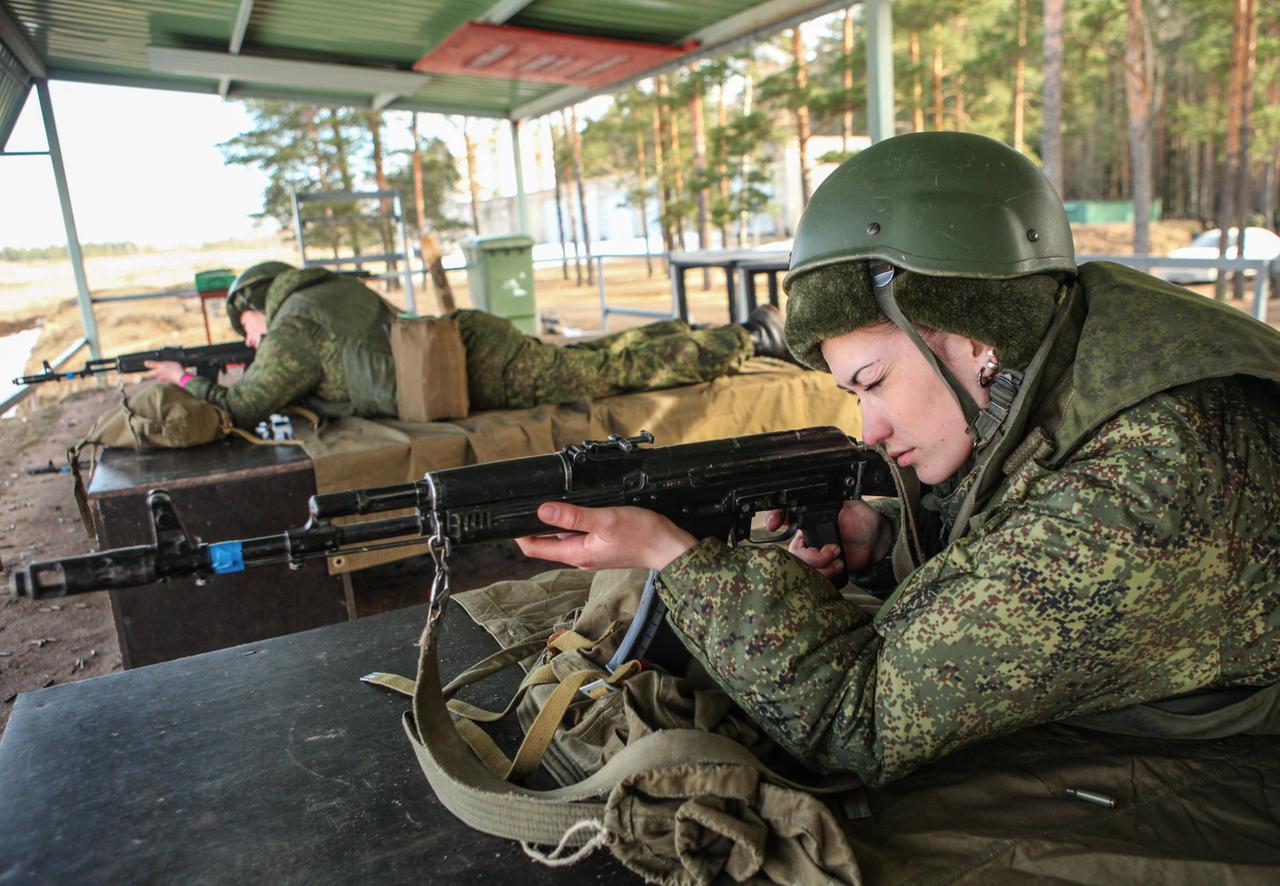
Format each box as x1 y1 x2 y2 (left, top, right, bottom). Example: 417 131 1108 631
9 426 896 600
13 341 255 386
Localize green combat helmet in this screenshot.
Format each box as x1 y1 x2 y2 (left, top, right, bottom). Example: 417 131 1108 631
226 261 294 336
786 131 1075 284
783 132 1078 460
783 132 1076 375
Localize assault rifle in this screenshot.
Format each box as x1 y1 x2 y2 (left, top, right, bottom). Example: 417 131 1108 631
8 426 896 602
13 341 255 386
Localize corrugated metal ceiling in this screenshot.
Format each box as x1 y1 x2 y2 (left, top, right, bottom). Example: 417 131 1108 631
0 0 849 119
0 38 30 149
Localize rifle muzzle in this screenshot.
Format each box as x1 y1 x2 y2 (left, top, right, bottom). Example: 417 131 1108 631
8 547 161 598
9 564 66 599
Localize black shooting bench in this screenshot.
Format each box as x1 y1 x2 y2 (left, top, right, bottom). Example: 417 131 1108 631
0 602 633 884
84 439 543 669
667 249 788 324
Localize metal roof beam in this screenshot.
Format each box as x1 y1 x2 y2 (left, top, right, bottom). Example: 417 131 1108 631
476 0 538 24
214 83 504 118
218 0 256 98
0 3 45 79
149 46 430 98
228 0 255 54
509 0 854 120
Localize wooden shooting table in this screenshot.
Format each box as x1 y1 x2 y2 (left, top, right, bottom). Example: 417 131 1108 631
0 602 632 883
85 440 547 668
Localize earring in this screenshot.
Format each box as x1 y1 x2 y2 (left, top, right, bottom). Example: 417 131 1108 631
977 350 1000 388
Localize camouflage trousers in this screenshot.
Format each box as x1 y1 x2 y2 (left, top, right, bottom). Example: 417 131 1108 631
452 309 754 410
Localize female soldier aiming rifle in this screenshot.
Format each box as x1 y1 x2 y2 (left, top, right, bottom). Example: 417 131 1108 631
517 131 1280 784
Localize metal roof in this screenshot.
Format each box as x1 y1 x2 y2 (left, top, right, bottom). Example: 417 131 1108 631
0 0 853 124
0 37 28 147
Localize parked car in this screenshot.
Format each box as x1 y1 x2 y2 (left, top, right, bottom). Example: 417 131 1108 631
1156 226 1280 284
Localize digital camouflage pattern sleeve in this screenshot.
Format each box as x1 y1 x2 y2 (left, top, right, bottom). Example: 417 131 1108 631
656 376 1280 784
185 316 325 428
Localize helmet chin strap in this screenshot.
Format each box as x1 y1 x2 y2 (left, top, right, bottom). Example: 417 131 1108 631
870 264 1020 454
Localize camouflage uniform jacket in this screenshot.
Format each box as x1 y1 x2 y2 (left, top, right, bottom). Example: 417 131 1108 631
658 262 1280 784
187 269 397 428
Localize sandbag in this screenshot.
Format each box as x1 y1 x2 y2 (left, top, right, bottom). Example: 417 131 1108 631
77 381 233 451
390 314 470 421
67 382 235 534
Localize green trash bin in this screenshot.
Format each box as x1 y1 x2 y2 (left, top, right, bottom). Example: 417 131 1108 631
194 268 235 293
462 234 538 335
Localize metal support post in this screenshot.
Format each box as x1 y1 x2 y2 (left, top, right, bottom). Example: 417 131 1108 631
864 0 896 144
36 79 100 358
1253 262 1272 323
510 118 529 235
395 192 417 313
595 255 606 326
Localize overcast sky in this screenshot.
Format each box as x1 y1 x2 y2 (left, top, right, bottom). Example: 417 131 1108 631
2 82 275 250
0 81 597 253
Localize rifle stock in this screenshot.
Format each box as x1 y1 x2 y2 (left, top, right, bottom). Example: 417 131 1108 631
9 426 895 600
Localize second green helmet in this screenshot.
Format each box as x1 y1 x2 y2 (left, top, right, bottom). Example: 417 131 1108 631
226 260 294 336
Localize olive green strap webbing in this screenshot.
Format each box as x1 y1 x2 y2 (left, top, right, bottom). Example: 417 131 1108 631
946 283 1075 544
404 633 864 847
442 630 555 697
373 640 642 783
506 669 602 780
883 456 927 580
441 631 557 724
873 272 980 426
452 717 517 777
224 405 319 447
362 672 416 696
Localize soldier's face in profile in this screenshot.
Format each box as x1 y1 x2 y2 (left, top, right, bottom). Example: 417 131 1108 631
241 310 268 348
821 324 992 484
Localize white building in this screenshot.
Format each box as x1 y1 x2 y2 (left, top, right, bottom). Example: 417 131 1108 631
461 131 869 252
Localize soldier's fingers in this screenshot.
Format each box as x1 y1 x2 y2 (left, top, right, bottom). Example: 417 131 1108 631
763 509 786 532
789 534 838 569
537 501 593 532
816 557 845 579
515 533 587 566
789 530 832 556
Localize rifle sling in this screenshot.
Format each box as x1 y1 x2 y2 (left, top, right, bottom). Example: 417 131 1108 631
403 623 863 848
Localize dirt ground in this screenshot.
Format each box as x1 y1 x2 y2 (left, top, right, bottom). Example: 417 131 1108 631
0 387 123 730
0 221 1266 735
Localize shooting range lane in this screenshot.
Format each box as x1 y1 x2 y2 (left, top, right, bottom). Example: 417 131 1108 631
0 602 632 883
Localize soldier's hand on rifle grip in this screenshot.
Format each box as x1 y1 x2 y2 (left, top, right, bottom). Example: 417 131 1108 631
783 500 894 580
